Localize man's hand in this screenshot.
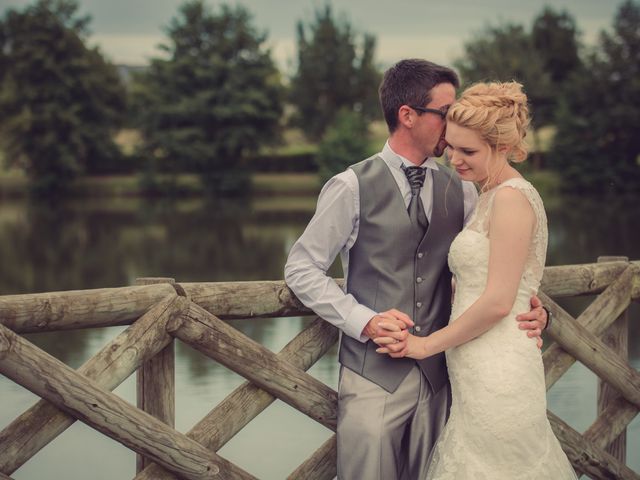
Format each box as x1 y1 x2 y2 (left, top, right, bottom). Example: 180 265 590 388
516 294 547 349
362 309 414 345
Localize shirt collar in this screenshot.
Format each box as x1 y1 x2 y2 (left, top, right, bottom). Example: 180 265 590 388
381 141 440 171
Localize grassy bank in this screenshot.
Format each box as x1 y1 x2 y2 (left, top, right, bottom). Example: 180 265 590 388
0 169 323 198
0 168 560 199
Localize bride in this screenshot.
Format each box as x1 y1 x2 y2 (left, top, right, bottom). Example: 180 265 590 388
374 82 577 479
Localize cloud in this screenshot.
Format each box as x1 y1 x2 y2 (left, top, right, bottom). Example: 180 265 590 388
90 33 166 65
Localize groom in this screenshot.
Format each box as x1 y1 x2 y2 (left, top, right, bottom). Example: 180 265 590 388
284 59 547 479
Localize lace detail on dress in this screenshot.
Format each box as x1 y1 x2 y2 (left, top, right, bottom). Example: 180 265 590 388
426 178 576 480
465 177 548 296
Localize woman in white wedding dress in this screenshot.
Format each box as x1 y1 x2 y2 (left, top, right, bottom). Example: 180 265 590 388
375 82 577 479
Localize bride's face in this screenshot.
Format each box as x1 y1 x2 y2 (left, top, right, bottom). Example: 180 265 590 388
444 122 495 183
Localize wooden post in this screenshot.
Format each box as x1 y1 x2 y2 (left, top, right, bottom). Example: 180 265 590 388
596 256 628 463
135 278 177 474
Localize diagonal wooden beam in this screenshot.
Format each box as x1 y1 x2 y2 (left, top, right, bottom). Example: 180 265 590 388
287 434 336 480
543 300 640 409
0 321 255 479
134 317 338 480
0 293 187 475
549 411 640 479
169 302 337 430
542 264 634 389
583 396 638 451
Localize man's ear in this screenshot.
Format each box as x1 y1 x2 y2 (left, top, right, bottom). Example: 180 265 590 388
398 105 414 128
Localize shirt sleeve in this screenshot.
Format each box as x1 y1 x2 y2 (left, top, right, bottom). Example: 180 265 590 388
284 171 377 341
462 180 479 226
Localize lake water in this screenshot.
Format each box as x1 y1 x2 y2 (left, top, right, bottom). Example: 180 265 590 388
0 193 639 479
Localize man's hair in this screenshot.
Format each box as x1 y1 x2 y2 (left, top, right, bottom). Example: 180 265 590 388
379 59 459 133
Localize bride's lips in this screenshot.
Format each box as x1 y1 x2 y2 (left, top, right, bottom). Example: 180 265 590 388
455 167 471 175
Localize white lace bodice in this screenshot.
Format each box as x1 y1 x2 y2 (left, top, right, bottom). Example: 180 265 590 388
449 177 548 302
426 178 577 480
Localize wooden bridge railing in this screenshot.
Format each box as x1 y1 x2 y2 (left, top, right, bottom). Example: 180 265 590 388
0 258 639 479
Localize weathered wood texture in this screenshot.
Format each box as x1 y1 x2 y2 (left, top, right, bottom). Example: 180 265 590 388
549 412 640 480
0 294 186 475
0 284 175 333
0 322 254 480
545 299 640 409
134 317 339 480
542 264 635 389
170 303 338 430
540 260 636 297
584 396 638 453
2 260 638 334
596 257 629 463
135 278 176 474
287 434 337 480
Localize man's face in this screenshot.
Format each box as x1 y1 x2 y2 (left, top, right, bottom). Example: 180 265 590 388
412 82 456 158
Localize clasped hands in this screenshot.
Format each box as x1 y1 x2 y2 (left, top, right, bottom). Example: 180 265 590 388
365 309 429 360
368 298 548 360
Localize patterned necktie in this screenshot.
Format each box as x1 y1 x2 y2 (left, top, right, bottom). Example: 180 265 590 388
402 165 429 235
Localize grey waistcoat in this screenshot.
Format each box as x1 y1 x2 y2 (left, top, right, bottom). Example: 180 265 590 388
339 155 465 393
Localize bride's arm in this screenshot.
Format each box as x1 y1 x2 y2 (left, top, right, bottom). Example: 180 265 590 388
376 187 535 360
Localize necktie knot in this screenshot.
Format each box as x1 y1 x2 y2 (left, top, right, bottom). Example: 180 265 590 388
402 165 426 195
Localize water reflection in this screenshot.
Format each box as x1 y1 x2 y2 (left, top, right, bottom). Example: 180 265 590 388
0 194 639 478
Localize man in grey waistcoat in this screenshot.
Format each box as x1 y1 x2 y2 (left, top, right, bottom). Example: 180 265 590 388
284 59 548 479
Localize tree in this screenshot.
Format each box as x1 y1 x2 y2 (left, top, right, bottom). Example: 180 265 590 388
531 7 582 125
454 23 553 130
0 0 126 196
315 109 369 183
132 0 283 196
290 5 381 140
548 0 640 192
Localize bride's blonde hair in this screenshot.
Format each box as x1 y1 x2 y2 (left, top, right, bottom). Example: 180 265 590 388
447 81 530 163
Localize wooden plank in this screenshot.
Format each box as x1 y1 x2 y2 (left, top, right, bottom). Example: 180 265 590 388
549 411 640 480
0 294 186 475
287 434 337 480
134 317 339 480
2 260 638 334
584 396 638 451
170 303 337 430
181 280 330 319
135 279 176 474
542 265 634 389
544 302 640 409
596 255 629 462
0 284 175 333
0 323 255 480
540 260 628 297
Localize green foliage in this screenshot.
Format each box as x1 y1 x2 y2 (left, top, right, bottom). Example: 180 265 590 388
315 109 369 183
454 23 554 129
0 0 126 196
455 9 583 128
131 0 284 196
290 5 381 141
531 7 582 125
548 0 640 192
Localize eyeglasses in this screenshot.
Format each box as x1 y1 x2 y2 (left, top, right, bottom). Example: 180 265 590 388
409 105 449 120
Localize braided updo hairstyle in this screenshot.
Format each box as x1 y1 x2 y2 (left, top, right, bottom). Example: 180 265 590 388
447 81 530 163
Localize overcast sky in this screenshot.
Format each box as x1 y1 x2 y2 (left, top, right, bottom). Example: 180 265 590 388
1 0 624 72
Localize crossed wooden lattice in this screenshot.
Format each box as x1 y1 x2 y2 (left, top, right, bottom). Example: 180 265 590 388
0 260 639 479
